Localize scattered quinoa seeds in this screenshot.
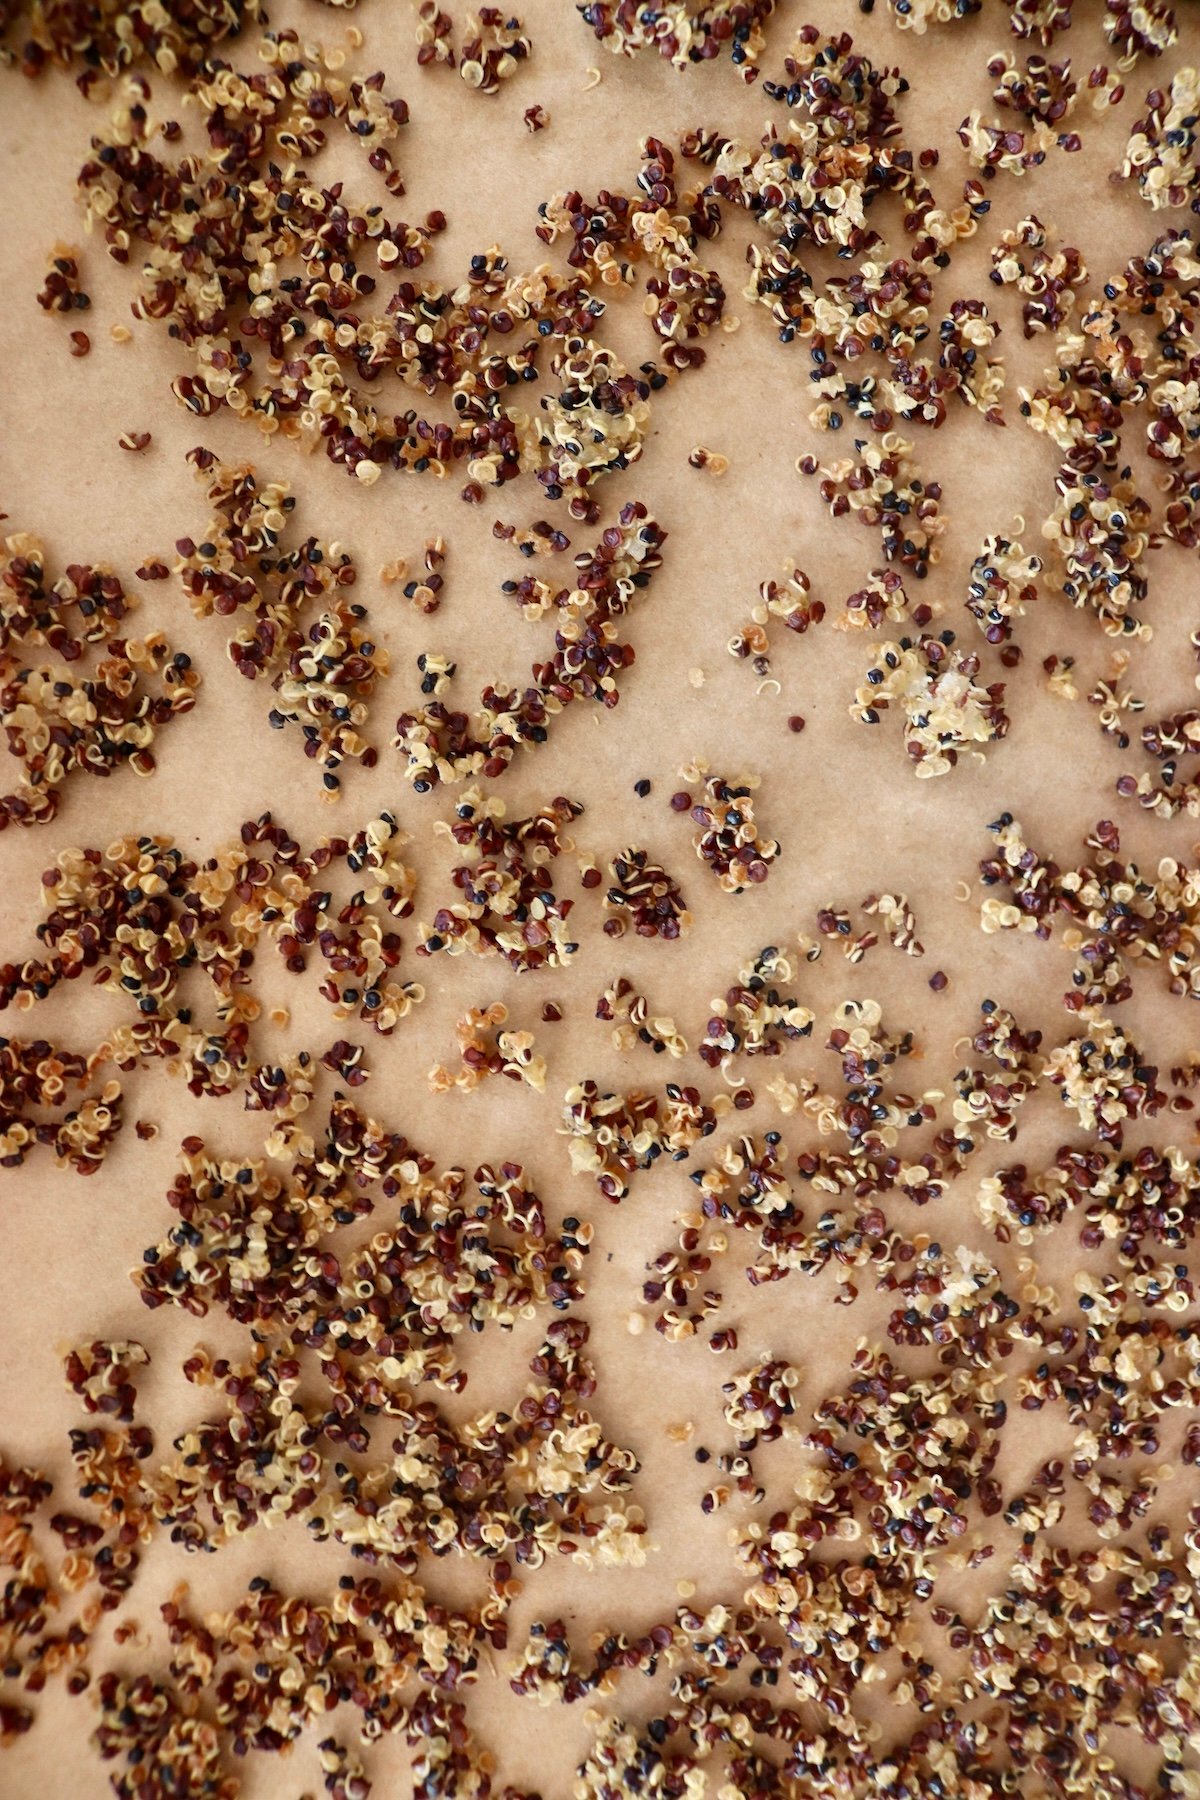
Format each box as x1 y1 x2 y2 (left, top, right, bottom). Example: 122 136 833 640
6 8 1200 1798
36 249 88 314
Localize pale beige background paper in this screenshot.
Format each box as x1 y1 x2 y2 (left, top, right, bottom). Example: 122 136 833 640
1 3 1198 1794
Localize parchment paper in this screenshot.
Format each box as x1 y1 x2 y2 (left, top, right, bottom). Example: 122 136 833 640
2 3 1199 1793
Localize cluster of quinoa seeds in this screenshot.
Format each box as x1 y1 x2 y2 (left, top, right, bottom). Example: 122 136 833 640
9 0 1200 1797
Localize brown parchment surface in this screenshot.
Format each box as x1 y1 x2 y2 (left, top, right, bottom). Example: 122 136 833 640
2 3 1200 1794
